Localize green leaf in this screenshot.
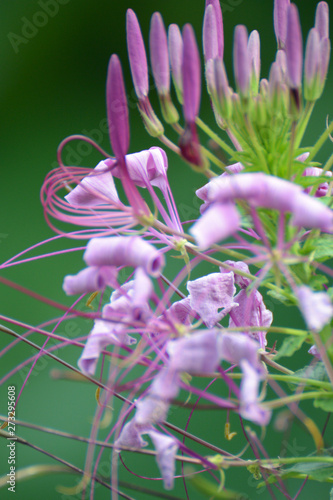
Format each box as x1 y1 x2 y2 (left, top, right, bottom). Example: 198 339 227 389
267 289 296 307
314 396 333 412
294 175 331 189
275 334 307 360
284 462 333 482
320 324 333 364
258 462 333 488
293 362 329 384
312 235 333 261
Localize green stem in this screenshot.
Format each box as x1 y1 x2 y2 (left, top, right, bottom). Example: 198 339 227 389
312 330 333 387
196 117 235 157
264 390 332 409
243 115 270 174
200 144 226 170
287 121 296 179
294 100 315 149
306 119 333 162
322 152 333 173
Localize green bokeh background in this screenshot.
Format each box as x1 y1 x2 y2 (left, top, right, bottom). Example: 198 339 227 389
0 0 332 499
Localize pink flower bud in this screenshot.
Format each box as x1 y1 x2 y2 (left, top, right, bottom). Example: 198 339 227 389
150 13 170 95
233 25 250 96
168 24 183 102
106 54 130 158
203 0 224 60
315 2 329 40
274 0 290 49
285 4 303 89
126 9 149 99
182 24 201 122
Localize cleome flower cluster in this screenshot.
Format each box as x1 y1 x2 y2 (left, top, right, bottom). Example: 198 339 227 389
38 0 333 496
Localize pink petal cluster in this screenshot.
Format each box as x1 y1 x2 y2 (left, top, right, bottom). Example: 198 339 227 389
192 172 333 248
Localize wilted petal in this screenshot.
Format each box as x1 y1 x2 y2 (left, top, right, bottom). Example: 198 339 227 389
84 236 165 277
150 368 181 400
218 332 264 375
217 333 269 424
135 397 170 426
190 202 240 249
239 360 271 425
65 159 119 207
150 13 170 95
63 266 118 295
106 55 130 158
187 272 237 327
220 260 251 289
167 297 195 326
229 289 273 348
78 319 136 375
167 329 220 373
297 285 333 331
308 345 321 359
182 24 201 122
115 420 149 450
126 9 149 99
148 430 178 490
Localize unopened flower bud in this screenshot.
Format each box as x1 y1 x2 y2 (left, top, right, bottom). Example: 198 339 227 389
248 30 261 95
168 24 183 104
304 28 322 101
285 4 303 89
126 9 149 100
315 2 329 41
203 0 224 61
150 13 179 124
206 58 232 123
274 0 290 49
233 25 250 98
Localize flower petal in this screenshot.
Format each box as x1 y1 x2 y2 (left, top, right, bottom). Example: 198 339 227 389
297 285 333 331
63 266 118 295
84 236 165 277
187 272 237 327
65 160 119 207
147 430 179 490
167 329 220 374
190 202 240 249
